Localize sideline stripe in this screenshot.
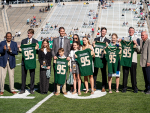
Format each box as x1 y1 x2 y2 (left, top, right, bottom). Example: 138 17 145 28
26 92 54 113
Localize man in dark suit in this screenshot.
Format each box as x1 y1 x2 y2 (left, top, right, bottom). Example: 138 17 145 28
93 27 110 92
19 29 38 94
0 32 18 95
52 27 70 93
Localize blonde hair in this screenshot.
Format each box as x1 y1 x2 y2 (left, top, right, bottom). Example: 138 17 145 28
82 37 91 50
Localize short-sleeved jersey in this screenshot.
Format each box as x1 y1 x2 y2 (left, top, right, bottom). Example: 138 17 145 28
105 47 120 74
55 58 68 85
94 41 106 68
75 48 93 76
120 40 135 67
21 43 36 70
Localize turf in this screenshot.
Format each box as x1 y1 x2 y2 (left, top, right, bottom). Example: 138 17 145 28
0 54 150 113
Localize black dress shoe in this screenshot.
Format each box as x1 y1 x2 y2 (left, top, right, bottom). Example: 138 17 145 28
122 89 126 93
145 90 150 94
134 90 138 93
19 90 25 94
44 92 48 94
30 90 35 94
141 89 147 93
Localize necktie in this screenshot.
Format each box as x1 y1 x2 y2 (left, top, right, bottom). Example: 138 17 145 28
28 39 31 44
130 36 132 41
100 37 102 42
60 38 63 48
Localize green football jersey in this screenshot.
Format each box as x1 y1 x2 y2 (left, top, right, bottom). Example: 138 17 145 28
105 47 120 74
55 58 68 85
21 43 36 70
75 48 93 76
120 40 135 67
94 41 106 68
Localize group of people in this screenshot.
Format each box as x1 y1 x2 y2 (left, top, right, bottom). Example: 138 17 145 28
0 26 150 96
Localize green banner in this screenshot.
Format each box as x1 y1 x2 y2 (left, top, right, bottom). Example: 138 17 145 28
38 40 83 49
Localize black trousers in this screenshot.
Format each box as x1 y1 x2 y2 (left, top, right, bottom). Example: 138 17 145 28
21 65 35 91
122 62 138 90
53 63 57 92
93 58 107 89
142 66 150 91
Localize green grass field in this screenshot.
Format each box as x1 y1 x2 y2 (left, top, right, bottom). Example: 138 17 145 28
0 54 150 113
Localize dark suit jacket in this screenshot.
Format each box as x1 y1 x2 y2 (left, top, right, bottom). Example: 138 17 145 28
38 49 52 67
52 37 70 57
94 36 110 43
21 38 38 65
0 40 18 68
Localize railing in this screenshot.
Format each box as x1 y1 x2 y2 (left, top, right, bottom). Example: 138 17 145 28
143 2 150 33
3 9 8 31
9 1 53 4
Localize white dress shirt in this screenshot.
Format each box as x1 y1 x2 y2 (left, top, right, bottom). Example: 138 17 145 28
44 48 47 55
100 36 106 42
28 38 32 44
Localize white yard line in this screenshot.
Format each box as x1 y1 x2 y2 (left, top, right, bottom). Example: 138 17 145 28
26 92 54 113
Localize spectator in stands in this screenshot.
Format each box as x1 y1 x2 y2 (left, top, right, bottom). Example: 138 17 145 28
40 17 41 23
43 8 44 13
35 23 38 28
41 37 43 41
39 9 42 13
48 4 50 10
92 28 94 34
87 34 90 38
18 31 21 37
54 25 57 29
15 32 18 37
63 3 65 5
27 18 30 25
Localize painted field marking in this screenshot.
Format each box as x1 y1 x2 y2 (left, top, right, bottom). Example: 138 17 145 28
0 89 38 99
26 92 54 113
64 89 107 99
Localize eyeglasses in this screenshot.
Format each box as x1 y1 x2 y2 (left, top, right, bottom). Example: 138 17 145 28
73 38 78 39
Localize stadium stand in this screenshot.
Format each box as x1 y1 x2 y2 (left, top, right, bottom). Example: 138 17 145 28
37 2 99 41
97 1 149 39
6 6 53 41
0 9 5 41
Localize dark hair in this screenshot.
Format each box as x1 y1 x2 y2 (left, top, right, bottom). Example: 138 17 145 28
28 29 34 34
73 34 81 46
101 27 107 32
58 48 64 52
111 33 118 39
41 38 51 52
59 27 65 32
73 41 79 45
6 32 12 37
129 27 135 31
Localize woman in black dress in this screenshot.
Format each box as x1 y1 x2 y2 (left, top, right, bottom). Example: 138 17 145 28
38 39 52 94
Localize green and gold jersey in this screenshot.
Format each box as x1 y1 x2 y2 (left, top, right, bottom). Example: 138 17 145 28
105 47 120 74
120 40 135 67
94 41 106 68
21 43 36 70
75 48 93 76
55 58 68 85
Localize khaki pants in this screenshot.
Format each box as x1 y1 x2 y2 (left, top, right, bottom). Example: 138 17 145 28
1 60 15 92
57 81 66 93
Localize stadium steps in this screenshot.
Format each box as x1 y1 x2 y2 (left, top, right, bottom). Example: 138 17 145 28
0 9 6 41
6 6 50 42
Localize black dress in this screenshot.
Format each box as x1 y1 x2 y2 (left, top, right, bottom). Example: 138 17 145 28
38 49 52 93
